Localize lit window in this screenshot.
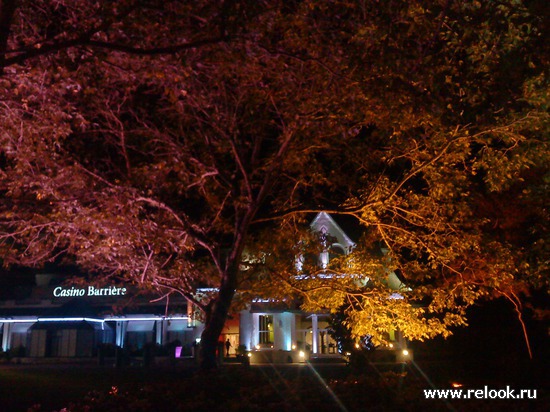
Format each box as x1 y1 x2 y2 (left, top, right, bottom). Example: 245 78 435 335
258 315 274 344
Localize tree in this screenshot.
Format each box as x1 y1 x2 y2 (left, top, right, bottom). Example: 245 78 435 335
239 0 549 358
1 0 548 369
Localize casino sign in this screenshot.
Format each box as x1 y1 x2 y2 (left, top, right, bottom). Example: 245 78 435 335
53 285 127 298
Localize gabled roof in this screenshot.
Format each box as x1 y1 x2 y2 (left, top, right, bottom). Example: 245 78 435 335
310 212 356 253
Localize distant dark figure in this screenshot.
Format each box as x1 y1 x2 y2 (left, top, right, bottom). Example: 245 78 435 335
225 339 231 356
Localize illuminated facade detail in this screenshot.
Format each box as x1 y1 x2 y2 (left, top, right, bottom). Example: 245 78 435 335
239 213 356 360
238 212 411 363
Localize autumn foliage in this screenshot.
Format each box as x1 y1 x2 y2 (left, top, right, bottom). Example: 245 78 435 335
0 1 548 367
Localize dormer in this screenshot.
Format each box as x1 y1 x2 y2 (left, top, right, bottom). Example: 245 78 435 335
310 212 356 255
296 212 356 271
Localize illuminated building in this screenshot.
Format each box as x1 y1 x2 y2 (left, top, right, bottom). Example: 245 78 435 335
0 275 200 360
0 213 410 363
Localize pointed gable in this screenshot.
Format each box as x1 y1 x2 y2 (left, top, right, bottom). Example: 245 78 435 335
310 212 356 254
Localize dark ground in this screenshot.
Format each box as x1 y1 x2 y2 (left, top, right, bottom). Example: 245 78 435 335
0 357 547 412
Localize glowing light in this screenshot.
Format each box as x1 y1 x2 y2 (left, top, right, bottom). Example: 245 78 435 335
255 344 260 350
388 343 394 348
2 315 189 325
388 292 404 300
451 382 463 388
39 317 104 324
402 349 409 356
84 318 105 323
196 288 218 293
292 344 296 350
299 351 305 358
355 343 360 349
106 316 189 322
247 352 252 357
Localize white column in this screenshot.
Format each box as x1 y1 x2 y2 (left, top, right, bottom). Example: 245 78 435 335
115 321 127 348
278 313 294 351
290 314 296 350
273 315 283 350
1 322 11 352
239 310 253 350
155 319 166 346
251 313 260 349
311 314 319 354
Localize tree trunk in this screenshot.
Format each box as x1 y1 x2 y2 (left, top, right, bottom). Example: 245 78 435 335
198 269 237 370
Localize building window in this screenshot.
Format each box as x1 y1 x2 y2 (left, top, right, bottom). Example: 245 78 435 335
258 315 273 344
